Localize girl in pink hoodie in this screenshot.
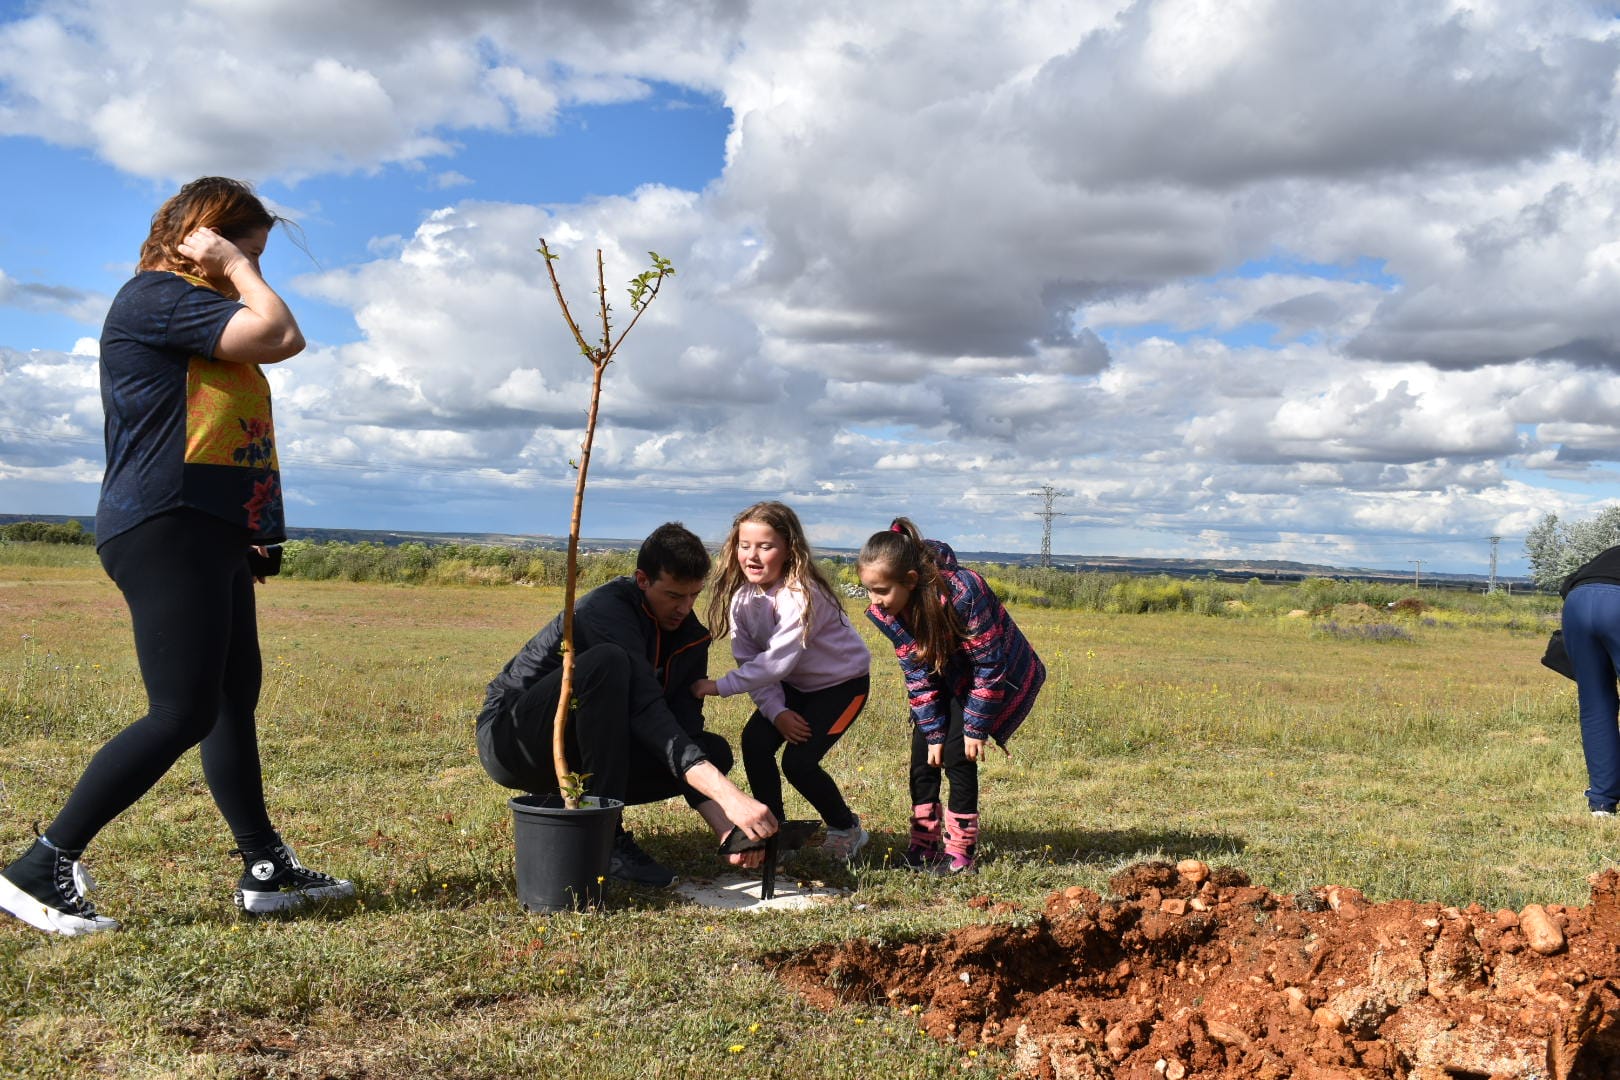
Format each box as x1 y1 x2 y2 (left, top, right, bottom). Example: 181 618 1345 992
692 502 871 860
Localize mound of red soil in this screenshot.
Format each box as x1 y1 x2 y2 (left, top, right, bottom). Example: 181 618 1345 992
771 862 1620 1079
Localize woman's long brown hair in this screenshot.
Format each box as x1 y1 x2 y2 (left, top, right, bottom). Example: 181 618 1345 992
137 176 280 283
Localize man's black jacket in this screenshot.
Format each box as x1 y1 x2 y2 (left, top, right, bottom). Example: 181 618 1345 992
477 576 712 784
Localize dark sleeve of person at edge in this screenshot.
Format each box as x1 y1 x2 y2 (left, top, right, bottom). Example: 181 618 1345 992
480 578 711 779
1562 546 1620 597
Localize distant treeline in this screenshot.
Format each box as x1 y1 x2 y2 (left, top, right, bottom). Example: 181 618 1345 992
274 540 1554 618
280 540 637 590
0 520 94 545
954 564 1554 617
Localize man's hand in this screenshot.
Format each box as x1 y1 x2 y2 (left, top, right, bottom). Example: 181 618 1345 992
685 761 780 846
717 788 777 841
690 678 719 699
773 708 811 744
694 793 777 870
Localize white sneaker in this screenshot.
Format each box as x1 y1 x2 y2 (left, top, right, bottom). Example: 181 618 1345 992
0 842 120 936
823 816 869 861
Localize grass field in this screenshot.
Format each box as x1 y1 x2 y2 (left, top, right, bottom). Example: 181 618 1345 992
0 547 1606 1078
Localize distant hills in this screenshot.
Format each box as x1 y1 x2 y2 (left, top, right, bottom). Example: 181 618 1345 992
0 514 1527 589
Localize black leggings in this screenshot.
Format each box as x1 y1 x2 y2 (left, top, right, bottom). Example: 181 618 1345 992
492 643 733 809
910 696 978 815
45 509 276 853
741 675 868 829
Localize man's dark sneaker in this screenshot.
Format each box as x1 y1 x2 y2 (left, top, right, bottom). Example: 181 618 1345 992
0 839 119 936
607 829 676 888
233 841 355 914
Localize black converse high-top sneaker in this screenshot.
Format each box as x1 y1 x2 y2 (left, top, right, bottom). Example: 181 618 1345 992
0 839 120 935
233 841 355 914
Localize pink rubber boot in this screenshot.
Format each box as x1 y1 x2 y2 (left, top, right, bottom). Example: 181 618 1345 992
943 810 979 874
905 802 945 869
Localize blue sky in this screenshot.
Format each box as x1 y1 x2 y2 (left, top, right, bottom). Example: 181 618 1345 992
0 84 732 348
4 0 1620 575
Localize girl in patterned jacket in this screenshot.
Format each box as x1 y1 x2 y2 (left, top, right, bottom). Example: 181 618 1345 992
858 518 1045 873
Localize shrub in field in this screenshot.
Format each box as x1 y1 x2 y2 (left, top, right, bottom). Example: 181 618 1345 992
281 540 399 581
1316 620 1413 642
979 573 1049 606
0 519 93 545
1043 568 1122 610
1285 576 1408 614
1107 576 1199 614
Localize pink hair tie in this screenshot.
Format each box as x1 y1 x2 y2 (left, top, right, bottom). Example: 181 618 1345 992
890 522 903 532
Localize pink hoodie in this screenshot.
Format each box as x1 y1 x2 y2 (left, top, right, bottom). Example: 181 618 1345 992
715 579 871 720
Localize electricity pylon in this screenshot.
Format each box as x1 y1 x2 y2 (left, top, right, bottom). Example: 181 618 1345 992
1028 485 1069 568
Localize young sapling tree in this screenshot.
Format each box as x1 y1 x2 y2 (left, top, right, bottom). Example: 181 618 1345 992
538 240 675 808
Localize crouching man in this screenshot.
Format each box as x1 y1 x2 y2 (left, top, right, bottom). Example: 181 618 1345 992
476 522 777 886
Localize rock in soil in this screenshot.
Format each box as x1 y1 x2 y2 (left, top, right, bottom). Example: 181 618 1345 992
769 864 1620 1079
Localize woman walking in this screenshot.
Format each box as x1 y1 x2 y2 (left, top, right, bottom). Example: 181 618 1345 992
0 177 353 935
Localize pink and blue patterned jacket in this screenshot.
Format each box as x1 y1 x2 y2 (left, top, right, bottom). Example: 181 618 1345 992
865 540 1045 747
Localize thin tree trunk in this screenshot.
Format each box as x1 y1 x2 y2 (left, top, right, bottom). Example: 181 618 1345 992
552 357 608 808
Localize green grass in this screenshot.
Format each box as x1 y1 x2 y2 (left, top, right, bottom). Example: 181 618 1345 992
0 557 1602 1078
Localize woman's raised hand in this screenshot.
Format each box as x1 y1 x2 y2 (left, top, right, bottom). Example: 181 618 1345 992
177 226 252 282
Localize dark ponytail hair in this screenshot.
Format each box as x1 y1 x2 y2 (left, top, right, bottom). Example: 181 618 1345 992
857 517 963 674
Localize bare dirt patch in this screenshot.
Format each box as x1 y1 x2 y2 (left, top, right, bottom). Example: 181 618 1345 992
772 862 1620 1079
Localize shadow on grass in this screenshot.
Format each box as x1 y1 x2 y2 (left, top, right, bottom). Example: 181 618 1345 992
537 824 1250 914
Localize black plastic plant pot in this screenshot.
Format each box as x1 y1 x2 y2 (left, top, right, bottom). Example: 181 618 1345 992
509 794 625 913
